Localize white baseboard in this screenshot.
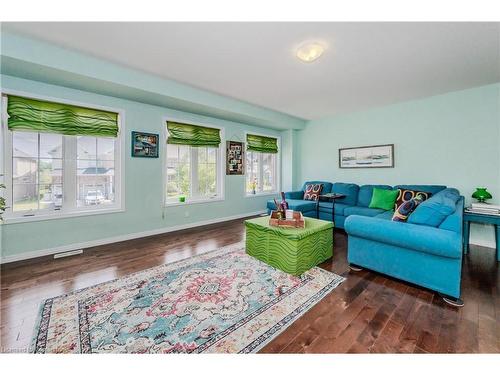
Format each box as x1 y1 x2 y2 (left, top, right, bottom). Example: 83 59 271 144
0 210 266 264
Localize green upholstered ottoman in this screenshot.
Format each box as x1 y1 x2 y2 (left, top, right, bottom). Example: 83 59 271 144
244 216 334 276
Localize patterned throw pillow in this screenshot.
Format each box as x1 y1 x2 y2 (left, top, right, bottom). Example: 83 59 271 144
394 189 432 210
392 194 425 222
303 183 323 201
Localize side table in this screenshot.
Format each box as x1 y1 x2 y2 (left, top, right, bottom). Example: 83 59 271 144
463 211 500 262
316 193 346 226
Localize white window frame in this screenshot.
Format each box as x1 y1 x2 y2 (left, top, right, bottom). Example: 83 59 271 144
163 117 225 207
244 131 281 197
0 90 125 224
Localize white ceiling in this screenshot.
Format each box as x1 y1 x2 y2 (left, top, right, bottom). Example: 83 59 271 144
2 22 500 120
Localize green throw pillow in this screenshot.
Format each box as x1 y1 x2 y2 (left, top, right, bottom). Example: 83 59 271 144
369 188 399 211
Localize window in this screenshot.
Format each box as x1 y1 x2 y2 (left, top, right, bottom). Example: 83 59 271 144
12 132 63 212
2 94 122 220
245 133 279 195
166 144 221 203
246 151 278 194
6 132 120 217
77 136 116 207
166 144 190 199
165 120 222 204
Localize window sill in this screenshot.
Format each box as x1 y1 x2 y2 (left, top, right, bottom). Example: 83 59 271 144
245 192 279 198
165 197 224 207
1 207 125 224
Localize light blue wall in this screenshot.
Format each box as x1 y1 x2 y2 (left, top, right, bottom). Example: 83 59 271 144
296 83 500 248
0 75 285 259
281 129 295 191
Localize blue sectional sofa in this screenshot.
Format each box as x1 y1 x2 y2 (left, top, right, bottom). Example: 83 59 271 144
266 181 450 229
267 181 465 303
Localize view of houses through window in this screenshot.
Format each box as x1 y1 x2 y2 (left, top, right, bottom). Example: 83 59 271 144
12 132 63 212
11 131 116 213
77 136 115 207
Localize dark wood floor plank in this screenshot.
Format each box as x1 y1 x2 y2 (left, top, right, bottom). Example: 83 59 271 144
351 280 403 352
415 296 445 353
369 318 405 353
302 275 387 353
1 218 498 353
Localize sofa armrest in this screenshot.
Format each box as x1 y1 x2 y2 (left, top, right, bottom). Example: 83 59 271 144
344 215 462 259
285 190 304 200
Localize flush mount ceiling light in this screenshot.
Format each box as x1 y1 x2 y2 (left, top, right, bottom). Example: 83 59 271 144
296 42 325 63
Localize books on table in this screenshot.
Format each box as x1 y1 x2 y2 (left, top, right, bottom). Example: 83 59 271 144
471 203 500 210
466 203 500 216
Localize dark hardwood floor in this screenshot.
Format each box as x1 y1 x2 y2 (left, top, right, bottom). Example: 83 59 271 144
1 217 499 353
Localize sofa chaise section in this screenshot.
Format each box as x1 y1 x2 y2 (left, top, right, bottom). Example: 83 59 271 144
345 188 464 304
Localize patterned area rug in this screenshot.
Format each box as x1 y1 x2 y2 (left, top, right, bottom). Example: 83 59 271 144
31 244 345 353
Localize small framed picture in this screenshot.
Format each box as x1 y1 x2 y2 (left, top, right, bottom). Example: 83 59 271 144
131 131 159 158
226 141 245 175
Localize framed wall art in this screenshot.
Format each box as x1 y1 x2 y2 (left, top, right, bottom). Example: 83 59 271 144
339 144 394 168
226 141 245 175
131 131 159 158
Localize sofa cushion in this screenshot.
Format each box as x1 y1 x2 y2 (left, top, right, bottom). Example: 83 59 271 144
284 190 305 200
439 211 461 232
394 189 432 211
334 203 349 216
318 202 349 216
408 188 460 227
375 211 394 221
369 188 399 210
303 183 323 201
331 182 359 206
301 181 333 194
318 201 333 210
357 185 393 207
333 215 346 229
344 206 386 217
267 199 278 211
439 197 464 232
267 199 317 213
393 184 447 195
392 194 425 222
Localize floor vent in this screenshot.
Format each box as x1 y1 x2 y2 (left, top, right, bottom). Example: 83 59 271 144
53 249 83 259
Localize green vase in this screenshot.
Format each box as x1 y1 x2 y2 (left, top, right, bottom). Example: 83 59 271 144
471 187 492 203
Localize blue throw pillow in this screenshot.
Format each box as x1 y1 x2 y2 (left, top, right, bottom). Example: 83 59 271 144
408 188 460 227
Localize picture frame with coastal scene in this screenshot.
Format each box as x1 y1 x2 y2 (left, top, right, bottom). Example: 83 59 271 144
226 141 245 175
339 144 394 168
131 131 159 158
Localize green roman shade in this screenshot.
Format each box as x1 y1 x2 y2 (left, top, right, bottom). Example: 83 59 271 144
7 95 119 137
167 121 221 147
246 133 278 154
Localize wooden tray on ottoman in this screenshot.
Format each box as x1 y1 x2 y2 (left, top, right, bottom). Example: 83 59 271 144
269 210 305 228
